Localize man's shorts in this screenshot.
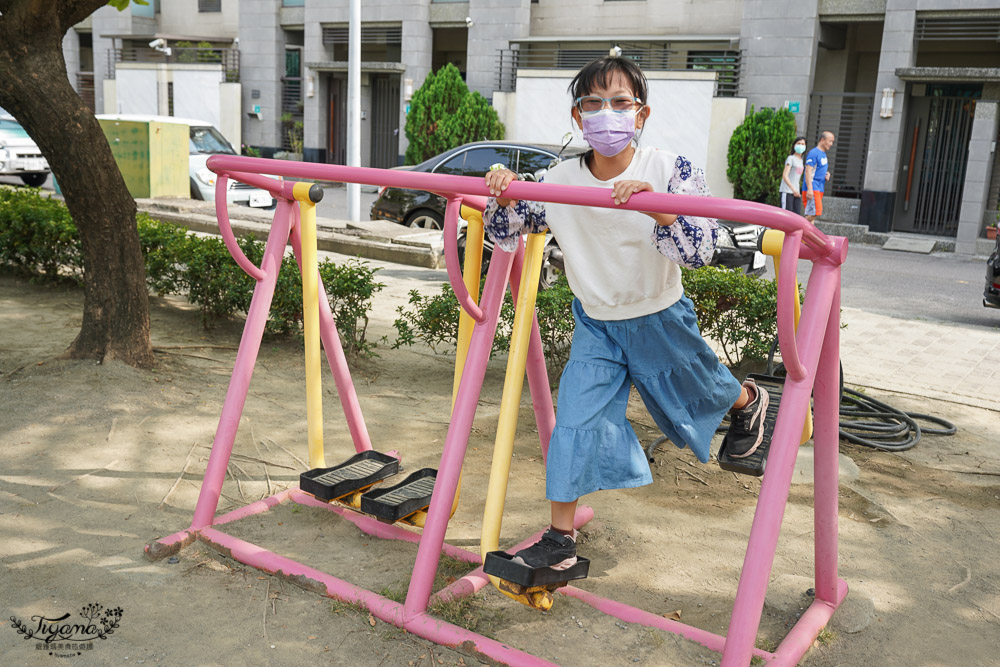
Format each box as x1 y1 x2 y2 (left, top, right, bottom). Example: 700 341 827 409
803 191 823 217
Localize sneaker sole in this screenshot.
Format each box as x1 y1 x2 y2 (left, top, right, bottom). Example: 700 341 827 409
511 555 578 571
729 388 770 459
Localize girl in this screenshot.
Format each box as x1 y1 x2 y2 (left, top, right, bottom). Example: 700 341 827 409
483 55 769 571
780 136 806 215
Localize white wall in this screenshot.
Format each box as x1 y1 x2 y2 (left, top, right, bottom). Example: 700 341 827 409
174 69 223 127
512 69 717 169
116 68 159 115
707 97 748 199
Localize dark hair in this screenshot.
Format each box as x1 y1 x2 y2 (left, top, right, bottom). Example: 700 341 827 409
790 136 807 155
568 56 649 166
568 55 648 105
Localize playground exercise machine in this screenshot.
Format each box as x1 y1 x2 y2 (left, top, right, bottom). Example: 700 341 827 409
145 155 849 666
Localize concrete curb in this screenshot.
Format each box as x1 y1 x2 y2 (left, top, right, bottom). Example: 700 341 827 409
815 220 997 256
136 203 445 270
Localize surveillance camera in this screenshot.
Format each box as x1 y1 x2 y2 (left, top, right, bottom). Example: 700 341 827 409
465 16 474 27
149 38 166 49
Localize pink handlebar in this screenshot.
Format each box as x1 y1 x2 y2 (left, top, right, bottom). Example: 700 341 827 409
441 195 486 323
206 156 844 374
214 174 266 281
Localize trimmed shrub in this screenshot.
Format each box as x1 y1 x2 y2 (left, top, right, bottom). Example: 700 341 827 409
393 274 575 379
681 266 780 367
404 63 504 165
727 106 798 206
0 189 384 356
0 187 82 281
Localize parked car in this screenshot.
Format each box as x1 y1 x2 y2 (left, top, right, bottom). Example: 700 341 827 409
370 140 572 229
372 141 764 286
95 114 275 209
984 232 1000 309
0 106 51 187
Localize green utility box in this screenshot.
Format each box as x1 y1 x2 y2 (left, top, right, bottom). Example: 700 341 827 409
99 119 188 199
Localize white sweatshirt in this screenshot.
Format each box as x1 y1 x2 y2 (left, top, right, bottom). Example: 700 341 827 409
484 147 718 321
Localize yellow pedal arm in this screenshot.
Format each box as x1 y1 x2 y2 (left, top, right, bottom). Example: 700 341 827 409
293 181 326 469
481 233 547 601
758 229 812 444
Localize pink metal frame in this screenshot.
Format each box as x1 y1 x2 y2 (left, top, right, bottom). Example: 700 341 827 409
145 155 848 666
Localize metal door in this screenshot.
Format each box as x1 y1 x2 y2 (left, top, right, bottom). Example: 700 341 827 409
895 96 975 235
370 74 400 169
806 93 875 198
327 75 346 164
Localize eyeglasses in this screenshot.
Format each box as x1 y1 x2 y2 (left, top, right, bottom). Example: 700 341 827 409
574 95 642 115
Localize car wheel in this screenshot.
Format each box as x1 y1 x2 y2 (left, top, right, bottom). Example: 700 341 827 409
190 178 203 200
20 173 47 187
538 242 563 290
406 210 444 230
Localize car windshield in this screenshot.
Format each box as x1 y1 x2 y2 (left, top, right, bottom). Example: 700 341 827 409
189 126 235 155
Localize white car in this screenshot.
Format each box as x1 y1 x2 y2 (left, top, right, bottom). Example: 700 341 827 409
0 106 51 187
96 114 275 209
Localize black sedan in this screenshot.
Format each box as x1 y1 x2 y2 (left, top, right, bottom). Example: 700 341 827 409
370 141 565 229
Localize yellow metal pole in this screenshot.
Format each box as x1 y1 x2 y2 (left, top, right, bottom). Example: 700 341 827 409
294 182 326 469
481 233 547 603
759 229 812 444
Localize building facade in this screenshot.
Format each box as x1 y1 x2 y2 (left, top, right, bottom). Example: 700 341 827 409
740 0 1000 251
64 0 1000 248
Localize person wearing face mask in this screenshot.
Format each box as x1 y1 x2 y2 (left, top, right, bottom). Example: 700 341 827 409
779 136 807 215
481 55 770 572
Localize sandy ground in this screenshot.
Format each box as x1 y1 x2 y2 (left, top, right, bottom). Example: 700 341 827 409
2 266 1000 667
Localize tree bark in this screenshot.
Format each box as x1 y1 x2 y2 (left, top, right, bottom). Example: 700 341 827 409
0 1 154 367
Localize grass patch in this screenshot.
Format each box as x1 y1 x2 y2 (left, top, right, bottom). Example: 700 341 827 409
816 627 836 646
330 598 368 616
377 585 407 604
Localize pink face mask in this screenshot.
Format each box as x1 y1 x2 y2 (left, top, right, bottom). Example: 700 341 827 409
581 109 637 157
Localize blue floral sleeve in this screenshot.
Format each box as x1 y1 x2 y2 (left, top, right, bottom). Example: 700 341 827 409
651 156 719 269
483 195 548 253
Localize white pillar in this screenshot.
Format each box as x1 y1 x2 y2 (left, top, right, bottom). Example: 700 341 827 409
346 0 361 222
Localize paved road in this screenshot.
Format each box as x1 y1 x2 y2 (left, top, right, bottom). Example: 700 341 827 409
781 242 999 332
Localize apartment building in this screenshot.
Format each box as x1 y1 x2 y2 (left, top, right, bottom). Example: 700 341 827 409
64 0 1000 248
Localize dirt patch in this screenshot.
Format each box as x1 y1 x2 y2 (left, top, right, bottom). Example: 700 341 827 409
2 271 999 666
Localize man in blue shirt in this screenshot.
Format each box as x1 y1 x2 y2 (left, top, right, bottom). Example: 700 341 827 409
803 131 835 222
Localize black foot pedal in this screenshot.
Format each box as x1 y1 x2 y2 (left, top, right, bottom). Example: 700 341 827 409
300 451 399 502
483 551 590 588
718 373 784 477
360 468 436 523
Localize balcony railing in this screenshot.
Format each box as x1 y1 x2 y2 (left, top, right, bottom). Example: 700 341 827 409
495 46 742 97
107 46 240 83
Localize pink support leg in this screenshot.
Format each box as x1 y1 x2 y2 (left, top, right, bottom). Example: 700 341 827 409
189 200 293 530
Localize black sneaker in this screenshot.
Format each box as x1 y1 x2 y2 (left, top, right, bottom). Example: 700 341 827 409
511 528 578 570
727 379 770 459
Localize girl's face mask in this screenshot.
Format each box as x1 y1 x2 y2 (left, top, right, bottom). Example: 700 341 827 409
794 143 806 154
581 108 637 157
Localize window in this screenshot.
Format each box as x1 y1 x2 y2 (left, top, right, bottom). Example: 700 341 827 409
189 126 236 155
516 149 557 179
198 0 221 13
433 153 466 176
462 147 517 177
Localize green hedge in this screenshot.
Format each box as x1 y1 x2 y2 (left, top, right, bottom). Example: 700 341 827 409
393 265 783 377
0 187 383 356
393 274 576 377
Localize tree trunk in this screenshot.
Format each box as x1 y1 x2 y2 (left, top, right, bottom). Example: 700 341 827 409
0 1 154 368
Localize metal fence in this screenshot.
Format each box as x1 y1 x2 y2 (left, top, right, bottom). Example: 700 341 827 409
806 92 875 199
107 47 240 83
495 46 741 97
